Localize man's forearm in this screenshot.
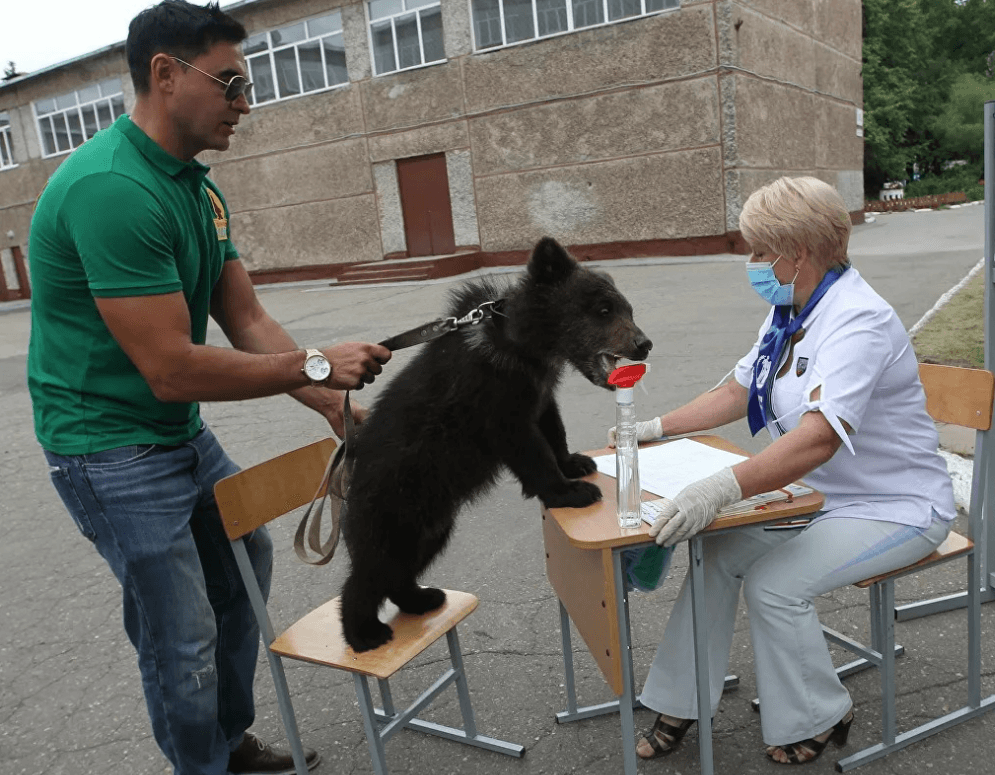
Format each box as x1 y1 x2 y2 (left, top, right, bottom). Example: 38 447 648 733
222 310 345 418
147 343 311 402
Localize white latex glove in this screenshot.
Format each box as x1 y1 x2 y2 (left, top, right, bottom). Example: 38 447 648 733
648 467 742 547
607 416 664 448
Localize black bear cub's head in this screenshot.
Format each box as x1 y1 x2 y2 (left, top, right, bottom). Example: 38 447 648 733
526 237 653 389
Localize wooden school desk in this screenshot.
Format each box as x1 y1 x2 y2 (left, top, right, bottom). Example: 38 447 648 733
540 435 824 775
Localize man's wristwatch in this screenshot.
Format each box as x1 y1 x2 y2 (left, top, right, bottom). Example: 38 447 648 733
302 348 332 386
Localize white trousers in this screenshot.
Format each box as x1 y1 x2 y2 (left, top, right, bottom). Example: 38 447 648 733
639 513 949 745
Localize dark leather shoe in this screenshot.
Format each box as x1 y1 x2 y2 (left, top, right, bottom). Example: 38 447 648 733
228 732 320 774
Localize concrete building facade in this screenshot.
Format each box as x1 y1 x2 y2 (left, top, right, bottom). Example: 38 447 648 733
0 0 863 284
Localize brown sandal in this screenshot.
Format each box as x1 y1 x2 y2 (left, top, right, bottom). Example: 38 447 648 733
765 710 854 765
636 715 696 759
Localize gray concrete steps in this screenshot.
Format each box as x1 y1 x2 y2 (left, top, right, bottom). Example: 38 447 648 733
332 253 471 285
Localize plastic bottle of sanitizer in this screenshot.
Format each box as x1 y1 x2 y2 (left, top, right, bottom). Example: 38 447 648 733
609 364 647 529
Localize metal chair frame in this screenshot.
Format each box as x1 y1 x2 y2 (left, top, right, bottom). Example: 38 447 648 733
216 438 524 775
821 365 994 769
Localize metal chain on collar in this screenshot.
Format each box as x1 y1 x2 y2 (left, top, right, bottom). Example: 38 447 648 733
379 299 506 351
449 299 504 329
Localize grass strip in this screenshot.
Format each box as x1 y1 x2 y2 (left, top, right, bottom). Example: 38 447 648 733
912 272 985 369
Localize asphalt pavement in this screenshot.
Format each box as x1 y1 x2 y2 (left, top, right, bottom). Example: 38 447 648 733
1 203 992 775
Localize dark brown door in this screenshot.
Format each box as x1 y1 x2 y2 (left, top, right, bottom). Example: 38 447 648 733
397 154 456 257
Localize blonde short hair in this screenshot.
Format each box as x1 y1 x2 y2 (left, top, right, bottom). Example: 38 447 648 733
739 177 852 271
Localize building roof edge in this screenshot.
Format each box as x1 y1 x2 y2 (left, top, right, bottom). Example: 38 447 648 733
0 0 266 95
0 41 126 94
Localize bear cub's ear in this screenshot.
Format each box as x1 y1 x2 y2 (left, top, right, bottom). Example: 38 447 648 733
528 237 577 285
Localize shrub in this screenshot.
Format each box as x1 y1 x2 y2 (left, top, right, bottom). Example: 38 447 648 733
965 183 985 201
904 161 984 201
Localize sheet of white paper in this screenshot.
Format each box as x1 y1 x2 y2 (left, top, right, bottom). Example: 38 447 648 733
593 438 748 499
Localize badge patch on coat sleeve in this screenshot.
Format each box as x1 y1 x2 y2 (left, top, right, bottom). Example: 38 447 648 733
796 356 809 377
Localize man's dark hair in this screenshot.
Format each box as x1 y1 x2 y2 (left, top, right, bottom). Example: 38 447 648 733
126 1 246 93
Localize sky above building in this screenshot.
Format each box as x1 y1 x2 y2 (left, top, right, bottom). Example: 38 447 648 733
2 1 239 76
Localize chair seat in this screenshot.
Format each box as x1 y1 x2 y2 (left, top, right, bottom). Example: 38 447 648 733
854 531 972 589
270 589 479 680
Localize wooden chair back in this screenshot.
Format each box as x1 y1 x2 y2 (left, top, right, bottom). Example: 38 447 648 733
919 363 994 430
215 437 337 540
846 363 994 590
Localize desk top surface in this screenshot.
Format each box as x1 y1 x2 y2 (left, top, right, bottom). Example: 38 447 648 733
543 435 824 550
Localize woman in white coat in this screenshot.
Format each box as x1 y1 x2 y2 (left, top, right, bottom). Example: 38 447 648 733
620 176 955 764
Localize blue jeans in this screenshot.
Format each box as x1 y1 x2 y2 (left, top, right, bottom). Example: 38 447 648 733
44 424 273 775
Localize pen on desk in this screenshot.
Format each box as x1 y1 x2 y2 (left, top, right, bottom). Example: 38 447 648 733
764 519 812 531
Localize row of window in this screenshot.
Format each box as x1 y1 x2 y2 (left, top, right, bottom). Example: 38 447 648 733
472 0 678 50
35 78 127 158
244 12 349 106
1 0 678 166
242 0 677 98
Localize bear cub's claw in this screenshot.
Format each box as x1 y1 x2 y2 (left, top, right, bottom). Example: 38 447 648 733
345 619 394 653
542 480 603 509
559 452 597 479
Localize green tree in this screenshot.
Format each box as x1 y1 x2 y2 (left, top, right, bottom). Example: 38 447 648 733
859 0 995 194
931 72 995 163
931 0 995 76
862 0 942 193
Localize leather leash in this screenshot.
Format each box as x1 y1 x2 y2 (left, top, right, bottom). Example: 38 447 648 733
293 300 505 565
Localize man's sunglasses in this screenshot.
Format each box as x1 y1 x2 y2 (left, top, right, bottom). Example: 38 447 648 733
171 56 253 103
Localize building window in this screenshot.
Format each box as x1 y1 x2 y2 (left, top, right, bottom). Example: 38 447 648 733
0 112 15 170
472 0 678 50
34 79 126 158
243 12 348 106
368 0 445 76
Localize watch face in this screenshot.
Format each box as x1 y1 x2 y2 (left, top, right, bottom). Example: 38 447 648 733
305 355 331 382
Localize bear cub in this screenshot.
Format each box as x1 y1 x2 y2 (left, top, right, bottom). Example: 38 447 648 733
340 237 652 652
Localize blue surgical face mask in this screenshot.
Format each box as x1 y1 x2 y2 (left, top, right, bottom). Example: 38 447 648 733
746 255 799 306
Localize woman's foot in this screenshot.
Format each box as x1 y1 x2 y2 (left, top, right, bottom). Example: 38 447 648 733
765 709 855 765
636 714 696 759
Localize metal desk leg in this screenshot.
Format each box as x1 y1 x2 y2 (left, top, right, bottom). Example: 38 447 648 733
555 599 631 723
689 536 714 775
559 601 579 717
611 547 639 775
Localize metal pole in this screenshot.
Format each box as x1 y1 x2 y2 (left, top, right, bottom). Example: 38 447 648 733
984 100 995 592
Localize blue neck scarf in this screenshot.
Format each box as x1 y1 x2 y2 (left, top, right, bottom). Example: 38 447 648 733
747 266 848 436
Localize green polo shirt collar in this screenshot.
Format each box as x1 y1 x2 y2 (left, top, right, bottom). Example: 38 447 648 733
115 114 210 184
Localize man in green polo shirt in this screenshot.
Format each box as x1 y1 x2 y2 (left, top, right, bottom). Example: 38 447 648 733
27 3 391 774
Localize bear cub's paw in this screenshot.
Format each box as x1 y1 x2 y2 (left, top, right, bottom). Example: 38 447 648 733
541 480 603 509
390 586 447 615
559 452 597 479
345 619 394 653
